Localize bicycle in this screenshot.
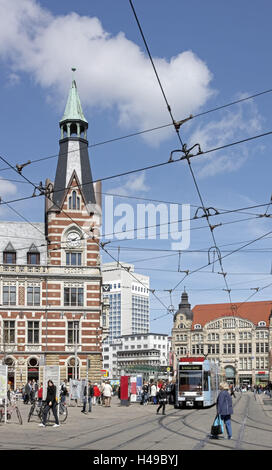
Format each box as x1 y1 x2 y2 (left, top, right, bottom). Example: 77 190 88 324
29 400 68 424
28 399 43 422
0 399 23 425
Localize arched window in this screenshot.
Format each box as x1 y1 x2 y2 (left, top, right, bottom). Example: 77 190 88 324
67 357 80 380
69 190 80 210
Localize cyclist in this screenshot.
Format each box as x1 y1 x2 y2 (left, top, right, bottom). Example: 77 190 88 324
39 380 59 428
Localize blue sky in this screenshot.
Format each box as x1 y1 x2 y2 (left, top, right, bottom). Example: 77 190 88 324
0 0 272 335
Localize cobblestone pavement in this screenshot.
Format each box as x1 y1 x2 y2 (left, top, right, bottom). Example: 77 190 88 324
0 392 272 451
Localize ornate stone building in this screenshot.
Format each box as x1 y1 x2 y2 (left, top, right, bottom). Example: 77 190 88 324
0 79 104 388
171 292 272 386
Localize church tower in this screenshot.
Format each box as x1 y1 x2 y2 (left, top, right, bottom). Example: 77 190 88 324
44 78 102 382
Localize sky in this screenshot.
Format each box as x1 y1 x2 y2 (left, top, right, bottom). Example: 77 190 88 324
0 0 272 335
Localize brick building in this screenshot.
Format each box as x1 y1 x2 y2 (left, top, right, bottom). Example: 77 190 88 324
0 79 103 388
171 291 272 386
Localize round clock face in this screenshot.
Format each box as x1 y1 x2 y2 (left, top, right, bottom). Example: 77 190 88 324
66 231 81 248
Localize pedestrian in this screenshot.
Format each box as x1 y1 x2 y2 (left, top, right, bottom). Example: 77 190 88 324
60 380 68 404
103 381 113 407
30 380 35 403
81 381 94 413
38 382 43 406
141 382 149 405
170 380 176 405
166 381 172 404
150 382 157 404
100 382 105 405
93 383 100 405
230 384 236 398
216 382 233 440
156 383 167 415
39 380 60 428
24 380 32 404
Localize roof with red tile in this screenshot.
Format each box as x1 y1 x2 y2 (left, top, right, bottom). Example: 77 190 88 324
192 300 272 328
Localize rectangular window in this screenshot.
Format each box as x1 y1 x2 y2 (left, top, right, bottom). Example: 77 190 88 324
67 321 80 344
3 252 16 264
64 287 84 306
3 285 16 305
27 321 40 344
223 343 235 354
3 320 15 344
66 252 82 266
27 252 40 265
27 287 40 306
256 343 267 353
192 344 204 355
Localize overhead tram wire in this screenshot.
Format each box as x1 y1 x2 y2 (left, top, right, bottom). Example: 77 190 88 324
1 130 272 209
0 155 171 315
128 2 272 311
128 0 235 305
2 154 270 316
2 197 47 239
128 0 184 147
170 227 272 292
1 83 272 173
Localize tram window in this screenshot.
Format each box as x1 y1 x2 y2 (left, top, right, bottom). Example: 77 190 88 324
179 369 202 392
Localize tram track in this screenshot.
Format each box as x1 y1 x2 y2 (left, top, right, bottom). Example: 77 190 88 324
2 392 272 450
71 407 181 450
67 405 207 450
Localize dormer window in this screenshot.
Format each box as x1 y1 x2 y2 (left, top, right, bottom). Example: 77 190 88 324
194 324 202 330
258 321 266 327
3 243 16 264
27 244 40 265
69 190 80 210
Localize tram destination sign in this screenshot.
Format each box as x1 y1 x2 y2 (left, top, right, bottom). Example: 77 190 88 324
180 365 202 371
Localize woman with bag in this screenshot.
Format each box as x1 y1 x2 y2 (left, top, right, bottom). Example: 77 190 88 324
156 383 167 415
216 382 233 440
39 380 60 428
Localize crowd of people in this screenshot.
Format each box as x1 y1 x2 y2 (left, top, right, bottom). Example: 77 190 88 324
140 379 176 415
6 376 270 434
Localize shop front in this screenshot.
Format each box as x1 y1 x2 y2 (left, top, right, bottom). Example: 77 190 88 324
239 374 252 386
255 371 269 385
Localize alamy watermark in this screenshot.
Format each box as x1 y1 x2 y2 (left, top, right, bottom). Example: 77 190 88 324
102 195 190 250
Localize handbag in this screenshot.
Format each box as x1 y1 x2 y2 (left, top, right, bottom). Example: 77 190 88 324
210 414 224 437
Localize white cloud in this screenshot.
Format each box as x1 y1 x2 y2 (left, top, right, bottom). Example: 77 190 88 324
109 172 150 197
0 179 18 215
0 179 17 196
0 0 214 144
188 99 264 178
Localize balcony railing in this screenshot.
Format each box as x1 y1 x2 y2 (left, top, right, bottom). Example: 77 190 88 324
0 264 101 276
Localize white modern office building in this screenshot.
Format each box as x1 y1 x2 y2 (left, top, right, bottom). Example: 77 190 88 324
102 263 150 342
102 333 170 378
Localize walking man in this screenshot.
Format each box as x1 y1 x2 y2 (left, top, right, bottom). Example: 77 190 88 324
103 381 113 407
81 381 94 413
24 380 32 404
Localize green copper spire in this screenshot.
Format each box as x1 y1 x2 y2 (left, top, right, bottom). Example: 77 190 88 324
60 79 88 124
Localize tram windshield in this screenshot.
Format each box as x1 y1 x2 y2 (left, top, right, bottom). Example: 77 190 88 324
179 366 202 392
